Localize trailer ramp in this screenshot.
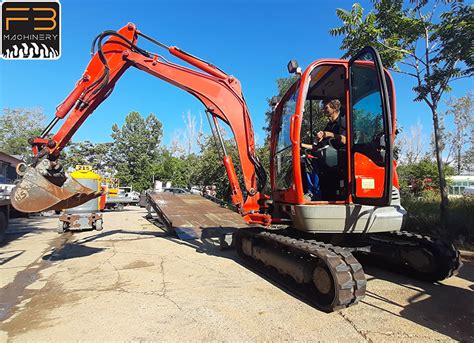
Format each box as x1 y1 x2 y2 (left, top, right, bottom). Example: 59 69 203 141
146 192 250 240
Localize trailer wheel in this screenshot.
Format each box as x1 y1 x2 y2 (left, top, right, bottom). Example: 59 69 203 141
57 221 66 234
0 211 7 243
95 219 103 231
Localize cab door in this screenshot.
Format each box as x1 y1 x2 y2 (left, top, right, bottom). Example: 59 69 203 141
270 81 301 204
349 47 393 206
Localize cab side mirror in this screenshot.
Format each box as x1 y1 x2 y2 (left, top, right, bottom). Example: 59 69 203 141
287 60 301 75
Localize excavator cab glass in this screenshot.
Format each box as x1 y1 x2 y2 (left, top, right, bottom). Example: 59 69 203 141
348 47 393 206
273 82 300 191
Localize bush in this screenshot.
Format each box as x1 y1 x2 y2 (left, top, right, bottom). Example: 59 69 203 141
402 195 474 247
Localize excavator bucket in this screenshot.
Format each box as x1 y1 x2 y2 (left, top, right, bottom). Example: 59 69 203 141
11 167 101 213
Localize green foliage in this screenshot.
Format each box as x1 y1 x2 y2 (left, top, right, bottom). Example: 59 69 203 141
330 1 473 99
330 0 474 215
402 196 474 245
63 141 113 173
434 2 474 80
152 148 198 188
111 111 163 192
263 76 298 137
189 134 244 201
443 92 474 174
256 141 270 194
352 108 383 144
330 1 473 73
330 0 474 106
463 142 474 174
300 100 326 145
0 108 45 161
398 158 454 197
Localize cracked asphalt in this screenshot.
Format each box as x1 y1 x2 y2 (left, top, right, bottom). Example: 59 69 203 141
0 207 473 341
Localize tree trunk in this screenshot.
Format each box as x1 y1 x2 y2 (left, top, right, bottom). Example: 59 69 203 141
431 105 450 236
457 148 461 175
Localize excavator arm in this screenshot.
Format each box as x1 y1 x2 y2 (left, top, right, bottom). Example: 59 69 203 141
12 23 270 225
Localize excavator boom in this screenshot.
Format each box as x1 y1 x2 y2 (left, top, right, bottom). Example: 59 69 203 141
11 23 269 225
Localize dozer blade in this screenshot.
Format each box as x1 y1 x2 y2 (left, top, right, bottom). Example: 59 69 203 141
11 167 101 213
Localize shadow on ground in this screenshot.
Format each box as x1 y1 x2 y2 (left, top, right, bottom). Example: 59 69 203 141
33 219 474 341
361 263 473 341
1 216 54 248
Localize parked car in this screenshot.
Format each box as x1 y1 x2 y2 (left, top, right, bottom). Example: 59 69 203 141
163 188 190 194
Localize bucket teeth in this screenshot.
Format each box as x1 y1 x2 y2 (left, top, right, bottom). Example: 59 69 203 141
11 167 100 213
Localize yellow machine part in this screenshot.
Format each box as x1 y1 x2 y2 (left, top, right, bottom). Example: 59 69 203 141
103 177 119 197
70 165 101 191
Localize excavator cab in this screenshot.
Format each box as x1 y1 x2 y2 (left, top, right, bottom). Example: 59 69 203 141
270 47 403 233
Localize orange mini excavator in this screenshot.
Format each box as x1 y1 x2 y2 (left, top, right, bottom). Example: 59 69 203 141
11 23 461 312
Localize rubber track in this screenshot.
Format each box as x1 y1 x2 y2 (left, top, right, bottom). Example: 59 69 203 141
306 240 366 304
235 229 366 312
370 230 462 281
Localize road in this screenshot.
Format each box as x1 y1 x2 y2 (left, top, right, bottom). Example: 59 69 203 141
0 207 472 341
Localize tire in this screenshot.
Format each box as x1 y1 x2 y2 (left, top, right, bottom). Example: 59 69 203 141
0 211 7 243
57 221 66 234
95 219 103 231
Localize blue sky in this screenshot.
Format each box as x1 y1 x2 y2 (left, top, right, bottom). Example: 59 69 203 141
1 0 472 148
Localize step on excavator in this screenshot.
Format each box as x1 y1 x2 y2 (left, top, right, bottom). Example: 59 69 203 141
11 23 462 312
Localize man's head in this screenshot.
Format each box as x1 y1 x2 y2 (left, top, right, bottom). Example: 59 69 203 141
323 99 341 121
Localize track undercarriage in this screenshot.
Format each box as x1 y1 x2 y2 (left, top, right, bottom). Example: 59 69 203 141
344 231 461 282
235 229 366 312
235 228 462 312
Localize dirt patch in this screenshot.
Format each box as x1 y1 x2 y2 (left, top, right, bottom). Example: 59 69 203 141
0 232 74 323
0 280 82 338
121 260 155 270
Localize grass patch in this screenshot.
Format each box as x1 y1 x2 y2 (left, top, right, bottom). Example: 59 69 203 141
402 195 474 249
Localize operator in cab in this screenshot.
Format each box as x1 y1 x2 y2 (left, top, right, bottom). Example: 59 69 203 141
301 99 347 201
302 99 346 149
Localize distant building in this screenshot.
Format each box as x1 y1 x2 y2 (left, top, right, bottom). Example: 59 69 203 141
0 152 23 184
448 175 474 197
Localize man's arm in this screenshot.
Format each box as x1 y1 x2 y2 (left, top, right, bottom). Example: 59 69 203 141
316 131 346 144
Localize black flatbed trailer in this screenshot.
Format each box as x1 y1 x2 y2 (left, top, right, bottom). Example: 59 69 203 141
0 198 10 242
146 192 250 240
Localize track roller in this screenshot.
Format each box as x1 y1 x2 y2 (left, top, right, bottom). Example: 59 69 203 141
235 229 366 312
362 231 463 282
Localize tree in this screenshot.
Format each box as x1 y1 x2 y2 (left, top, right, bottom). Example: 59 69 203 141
111 111 163 191
398 158 454 197
263 76 297 138
189 133 244 202
169 111 204 157
63 141 114 173
443 92 474 174
463 130 474 173
330 0 473 220
152 148 198 188
397 120 427 164
0 108 45 161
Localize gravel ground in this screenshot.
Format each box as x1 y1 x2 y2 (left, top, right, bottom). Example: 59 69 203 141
0 206 472 342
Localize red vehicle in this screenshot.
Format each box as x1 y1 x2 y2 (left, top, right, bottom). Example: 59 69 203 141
11 24 461 311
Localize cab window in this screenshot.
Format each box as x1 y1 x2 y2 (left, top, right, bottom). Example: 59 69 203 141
274 84 299 190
